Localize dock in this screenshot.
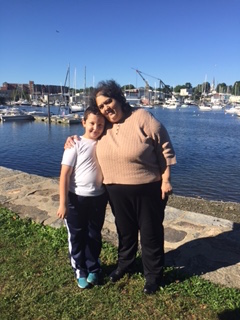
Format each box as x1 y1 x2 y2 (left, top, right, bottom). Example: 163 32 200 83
33 114 83 124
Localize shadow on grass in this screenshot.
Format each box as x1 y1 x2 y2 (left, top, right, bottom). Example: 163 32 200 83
218 308 240 320
100 253 189 288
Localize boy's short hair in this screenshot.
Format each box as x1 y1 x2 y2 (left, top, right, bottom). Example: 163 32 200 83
83 106 105 121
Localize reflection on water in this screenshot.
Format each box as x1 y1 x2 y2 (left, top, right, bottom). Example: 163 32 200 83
0 106 240 203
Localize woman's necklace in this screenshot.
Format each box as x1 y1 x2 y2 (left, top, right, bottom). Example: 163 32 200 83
115 123 120 135
114 110 131 135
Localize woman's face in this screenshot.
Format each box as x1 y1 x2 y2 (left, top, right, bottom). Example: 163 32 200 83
96 94 124 123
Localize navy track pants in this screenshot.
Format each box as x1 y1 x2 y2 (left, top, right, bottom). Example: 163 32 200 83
65 191 108 279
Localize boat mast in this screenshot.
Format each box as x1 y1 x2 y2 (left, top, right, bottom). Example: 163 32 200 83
84 66 86 108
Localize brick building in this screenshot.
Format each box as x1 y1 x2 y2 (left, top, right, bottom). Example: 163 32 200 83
0 81 69 102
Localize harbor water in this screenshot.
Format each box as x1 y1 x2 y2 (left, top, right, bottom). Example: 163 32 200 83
1 105 239 203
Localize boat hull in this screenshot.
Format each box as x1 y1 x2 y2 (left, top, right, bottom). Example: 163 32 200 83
0 115 34 121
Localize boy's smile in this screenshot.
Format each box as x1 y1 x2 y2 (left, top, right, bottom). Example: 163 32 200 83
82 113 105 140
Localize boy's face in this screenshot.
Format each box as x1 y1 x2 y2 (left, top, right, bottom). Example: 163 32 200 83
82 113 105 140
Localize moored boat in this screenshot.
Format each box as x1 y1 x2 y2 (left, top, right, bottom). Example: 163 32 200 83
225 107 239 114
162 97 181 109
0 108 34 121
26 110 52 117
69 103 85 112
198 102 212 111
211 101 224 110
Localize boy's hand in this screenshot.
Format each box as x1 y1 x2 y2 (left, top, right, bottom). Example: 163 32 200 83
57 206 68 219
64 135 79 149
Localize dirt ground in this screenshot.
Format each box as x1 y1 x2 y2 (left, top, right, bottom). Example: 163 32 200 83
168 195 240 224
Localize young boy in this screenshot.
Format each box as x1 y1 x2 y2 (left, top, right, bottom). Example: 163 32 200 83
57 106 107 289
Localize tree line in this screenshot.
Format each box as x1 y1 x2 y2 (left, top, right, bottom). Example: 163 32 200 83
122 81 240 99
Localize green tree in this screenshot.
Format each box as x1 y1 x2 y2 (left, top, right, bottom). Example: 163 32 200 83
173 85 183 93
184 82 192 89
192 86 202 100
202 82 210 93
122 84 135 90
228 85 233 94
233 81 240 95
216 83 227 93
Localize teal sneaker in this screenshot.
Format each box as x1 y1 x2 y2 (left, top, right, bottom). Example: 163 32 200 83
87 273 99 285
77 277 90 289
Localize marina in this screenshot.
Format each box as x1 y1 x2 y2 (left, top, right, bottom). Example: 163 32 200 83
0 104 240 203
0 105 84 124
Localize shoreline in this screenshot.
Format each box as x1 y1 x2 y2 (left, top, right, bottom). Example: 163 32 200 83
1 168 240 224
168 194 240 224
52 175 240 224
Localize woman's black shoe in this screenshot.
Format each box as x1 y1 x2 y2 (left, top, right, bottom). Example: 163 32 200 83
143 282 159 295
109 268 128 283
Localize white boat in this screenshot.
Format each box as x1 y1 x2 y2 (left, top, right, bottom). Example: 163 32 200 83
0 108 34 121
166 103 179 109
15 99 31 106
211 104 223 110
126 96 141 107
162 97 181 109
153 99 162 105
163 101 181 109
198 102 212 111
26 110 51 117
184 98 195 105
21 99 31 106
198 105 212 111
211 101 224 110
225 107 239 114
69 103 85 112
31 100 40 107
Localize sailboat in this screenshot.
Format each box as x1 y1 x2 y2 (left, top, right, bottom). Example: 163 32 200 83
198 76 212 111
69 68 85 113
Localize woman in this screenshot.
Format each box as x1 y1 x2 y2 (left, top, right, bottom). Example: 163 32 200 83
66 80 176 294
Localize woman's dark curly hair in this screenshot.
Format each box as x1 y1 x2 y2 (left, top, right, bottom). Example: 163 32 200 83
89 80 131 113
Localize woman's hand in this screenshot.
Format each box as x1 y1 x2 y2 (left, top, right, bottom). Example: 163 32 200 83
161 180 173 199
161 166 173 199
64 135 79 149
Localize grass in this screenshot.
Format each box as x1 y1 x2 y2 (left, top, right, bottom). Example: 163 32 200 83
0 207 240 320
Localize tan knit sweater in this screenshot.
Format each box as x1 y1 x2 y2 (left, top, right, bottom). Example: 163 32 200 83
96 108 176 185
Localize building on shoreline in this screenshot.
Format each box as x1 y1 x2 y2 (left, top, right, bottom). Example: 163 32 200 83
0 81 69 104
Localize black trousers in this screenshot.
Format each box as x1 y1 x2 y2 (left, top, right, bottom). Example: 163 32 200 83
65 191 108 279
106 181 167 284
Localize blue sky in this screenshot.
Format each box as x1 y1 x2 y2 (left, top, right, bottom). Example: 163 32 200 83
0 0 239 89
